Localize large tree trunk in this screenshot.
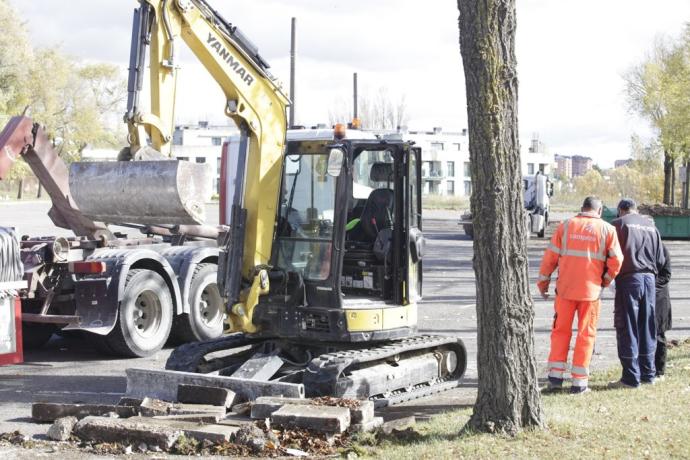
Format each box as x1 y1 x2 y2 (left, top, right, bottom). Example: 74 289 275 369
683 160 690 209
663 151 673 205
671 158 676 206
457 0 543 435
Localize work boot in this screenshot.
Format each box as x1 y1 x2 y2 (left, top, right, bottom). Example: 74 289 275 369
641 378 656 385
541 377 563 394
655 374 666 382
607 379 638 390
570 386 590 395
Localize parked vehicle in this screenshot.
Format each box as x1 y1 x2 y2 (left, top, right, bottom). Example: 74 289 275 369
0 117 223 357
460 172 554 238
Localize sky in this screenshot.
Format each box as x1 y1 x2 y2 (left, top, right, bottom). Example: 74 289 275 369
9 0 690 167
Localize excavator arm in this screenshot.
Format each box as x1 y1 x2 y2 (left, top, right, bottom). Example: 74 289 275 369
72 0 291 333
128 0 289 274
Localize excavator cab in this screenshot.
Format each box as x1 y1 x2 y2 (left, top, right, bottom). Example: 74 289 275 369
250 135 424 343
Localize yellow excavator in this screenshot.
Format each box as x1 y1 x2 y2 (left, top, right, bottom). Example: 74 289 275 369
71 0 466 403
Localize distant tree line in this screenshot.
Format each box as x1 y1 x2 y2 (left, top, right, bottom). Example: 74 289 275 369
624 24 690 207
554 135 665 209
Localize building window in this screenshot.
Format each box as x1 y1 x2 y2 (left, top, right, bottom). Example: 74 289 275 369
430 142 444 151
447 181 455 195
464 180 472 196
212 137 222 146
539 163 546 173
196 157 206 164
527 163 535 175
177 156 189 162
447 161 455 178
452 143 462 151
464 162 471 178
426 181 439 194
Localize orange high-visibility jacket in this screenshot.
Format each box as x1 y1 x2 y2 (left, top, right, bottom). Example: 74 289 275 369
538 211 623 301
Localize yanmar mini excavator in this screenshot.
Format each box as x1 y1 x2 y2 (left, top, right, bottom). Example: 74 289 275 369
71 0 466 404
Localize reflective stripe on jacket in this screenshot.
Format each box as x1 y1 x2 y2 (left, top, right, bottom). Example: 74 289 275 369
538 211 623 301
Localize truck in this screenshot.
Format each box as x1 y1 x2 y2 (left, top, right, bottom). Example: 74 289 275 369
460 171 554 238
0 116 225 357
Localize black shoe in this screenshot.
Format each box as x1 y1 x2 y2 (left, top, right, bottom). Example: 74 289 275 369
570 386 590 395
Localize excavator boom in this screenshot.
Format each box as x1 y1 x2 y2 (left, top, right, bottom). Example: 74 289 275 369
70 0 289 274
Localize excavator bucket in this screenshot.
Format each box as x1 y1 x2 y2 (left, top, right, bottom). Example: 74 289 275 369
69 160 213 226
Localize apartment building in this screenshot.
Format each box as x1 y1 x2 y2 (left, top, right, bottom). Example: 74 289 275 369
555 154 573 179
571 155 593 177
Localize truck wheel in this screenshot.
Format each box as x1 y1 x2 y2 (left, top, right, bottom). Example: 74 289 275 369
22 323 56 349
105 269 173 357
172 263 224 342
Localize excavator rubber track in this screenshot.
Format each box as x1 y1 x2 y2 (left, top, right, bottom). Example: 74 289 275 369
165 334 466 407
304 334 467 404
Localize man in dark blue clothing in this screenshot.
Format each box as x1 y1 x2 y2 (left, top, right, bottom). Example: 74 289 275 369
609 198 666 389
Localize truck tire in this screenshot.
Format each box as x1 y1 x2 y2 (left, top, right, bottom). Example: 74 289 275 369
172 263 224 343
104 269 173 357
22 323 55 349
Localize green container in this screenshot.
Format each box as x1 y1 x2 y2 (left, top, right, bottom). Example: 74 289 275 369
652 215 690 239
601 207 617 224
601 206 690 239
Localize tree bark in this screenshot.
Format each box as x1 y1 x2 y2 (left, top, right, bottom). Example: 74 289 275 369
683 160 690 209
37 182 43 199
16 179 23 200
457 0 543 435
671 158 676 206
663 150 672 205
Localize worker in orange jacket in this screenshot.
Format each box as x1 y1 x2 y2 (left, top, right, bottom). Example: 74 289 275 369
537 196 623 394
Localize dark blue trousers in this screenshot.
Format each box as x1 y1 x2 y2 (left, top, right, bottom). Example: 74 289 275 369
614 273 657 386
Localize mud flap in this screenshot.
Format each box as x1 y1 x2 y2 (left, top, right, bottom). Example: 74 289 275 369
64 278 118 335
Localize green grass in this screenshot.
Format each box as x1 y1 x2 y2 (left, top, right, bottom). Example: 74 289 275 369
422 195 470 210
355 341 690 460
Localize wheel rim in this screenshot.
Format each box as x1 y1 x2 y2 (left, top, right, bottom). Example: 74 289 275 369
131 290 163 338
197 282 223 328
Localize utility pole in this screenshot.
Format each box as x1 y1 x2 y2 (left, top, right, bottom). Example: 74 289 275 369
289 17 297 128
353 72 358 121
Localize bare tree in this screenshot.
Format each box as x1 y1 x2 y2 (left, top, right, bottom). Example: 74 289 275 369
457 0 543 434
328 87 409 130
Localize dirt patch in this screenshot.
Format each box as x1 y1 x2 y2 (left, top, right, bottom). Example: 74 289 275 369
639 204 690 217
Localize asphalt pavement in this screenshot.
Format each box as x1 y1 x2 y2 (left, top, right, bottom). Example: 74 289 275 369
0 203 689 437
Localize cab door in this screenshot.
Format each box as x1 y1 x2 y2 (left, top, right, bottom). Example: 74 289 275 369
405 146 423 302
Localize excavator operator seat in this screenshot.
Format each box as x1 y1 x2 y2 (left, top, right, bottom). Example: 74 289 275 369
360 188 394 242
341 161 395 299
359 162 394 242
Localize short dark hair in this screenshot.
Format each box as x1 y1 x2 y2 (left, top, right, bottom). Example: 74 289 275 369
617 198 637 211
582 196 602 211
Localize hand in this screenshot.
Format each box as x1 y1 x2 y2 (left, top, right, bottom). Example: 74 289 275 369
538 285 550 300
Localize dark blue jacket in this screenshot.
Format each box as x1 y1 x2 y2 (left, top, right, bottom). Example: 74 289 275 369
612 213 665 279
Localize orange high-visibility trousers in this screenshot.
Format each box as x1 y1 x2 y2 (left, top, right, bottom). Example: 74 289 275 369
547 296 600 387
